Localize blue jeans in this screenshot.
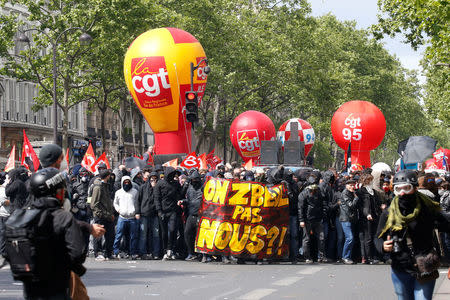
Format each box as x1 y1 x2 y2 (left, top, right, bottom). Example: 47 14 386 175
340 221 354 259
139 215 161 256
391 268 436 300
113 216 139 255
289 215 299 259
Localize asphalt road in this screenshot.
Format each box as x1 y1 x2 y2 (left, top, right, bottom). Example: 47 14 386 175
0 259 448 300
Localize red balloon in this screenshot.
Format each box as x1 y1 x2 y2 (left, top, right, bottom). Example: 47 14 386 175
230 111 276 162
331 100 386 168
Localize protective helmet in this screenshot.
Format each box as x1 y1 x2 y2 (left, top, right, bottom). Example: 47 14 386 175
30 167 66 197
393 169 418 186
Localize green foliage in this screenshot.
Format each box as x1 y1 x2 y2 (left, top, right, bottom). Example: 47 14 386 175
0 0 445 168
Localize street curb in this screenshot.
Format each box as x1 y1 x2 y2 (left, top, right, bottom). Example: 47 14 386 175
433 269 450 300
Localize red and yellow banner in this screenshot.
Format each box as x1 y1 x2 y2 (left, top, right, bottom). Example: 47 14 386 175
195 178 289 259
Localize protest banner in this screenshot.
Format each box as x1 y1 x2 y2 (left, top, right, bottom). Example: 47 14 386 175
195 177 289 259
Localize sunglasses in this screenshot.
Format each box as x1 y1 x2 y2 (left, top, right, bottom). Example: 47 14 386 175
393 183 413 196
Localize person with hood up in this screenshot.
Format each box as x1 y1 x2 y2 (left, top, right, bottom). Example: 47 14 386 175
130 167 145 188
137 172 161 259
91 169 115 261
319 170 336 261
5 167 29 210
70 167 92 252
154 166 182 260
298 173 328 263
284 168 301 263
113 176 140 259
178 170 204 261
375 170 449 300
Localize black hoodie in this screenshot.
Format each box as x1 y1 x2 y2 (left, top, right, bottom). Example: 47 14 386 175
5 167 29 210
183 170 204 216
137 172 158 216
154 167 182 213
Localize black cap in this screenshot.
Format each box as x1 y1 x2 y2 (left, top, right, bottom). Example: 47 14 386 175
39 144 63 168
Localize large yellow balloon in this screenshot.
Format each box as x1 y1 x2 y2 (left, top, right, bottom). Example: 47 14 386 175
124 28 208 154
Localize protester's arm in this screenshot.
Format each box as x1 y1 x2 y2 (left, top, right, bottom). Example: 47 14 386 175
374 210 389 254
113 190 120 213
62 213 87 276
298 192 306 226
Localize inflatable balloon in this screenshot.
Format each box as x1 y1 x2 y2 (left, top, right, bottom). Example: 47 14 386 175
277 118 315 157
371 162 392 173
230 111 276 163
124 28 208 154
331 100 386 168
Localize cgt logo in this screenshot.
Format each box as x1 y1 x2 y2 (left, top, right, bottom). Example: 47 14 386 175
130 57 173 108
237 130 260 156
196 57 208 81
344 113 361 129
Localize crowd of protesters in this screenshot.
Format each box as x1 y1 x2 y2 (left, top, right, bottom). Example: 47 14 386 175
1 149 450 268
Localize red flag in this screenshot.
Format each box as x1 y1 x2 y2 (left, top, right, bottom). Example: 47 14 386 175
5 145 16 172
81 143 97 173
65 148 70 171
198 153 208 169
211 156 222 169
179 152 200 169
21 130 40 172
92 152 110 172
163 158 178 168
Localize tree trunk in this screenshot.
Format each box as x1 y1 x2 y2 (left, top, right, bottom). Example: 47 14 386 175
129 101 137 154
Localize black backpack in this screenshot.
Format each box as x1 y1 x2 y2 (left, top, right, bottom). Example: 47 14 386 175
4 206 55 281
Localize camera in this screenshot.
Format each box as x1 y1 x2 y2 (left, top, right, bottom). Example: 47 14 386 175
392 235 402 253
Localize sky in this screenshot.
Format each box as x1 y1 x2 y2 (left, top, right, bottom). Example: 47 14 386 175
309 0 425 75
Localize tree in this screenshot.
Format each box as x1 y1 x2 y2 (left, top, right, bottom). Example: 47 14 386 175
0 0 101 149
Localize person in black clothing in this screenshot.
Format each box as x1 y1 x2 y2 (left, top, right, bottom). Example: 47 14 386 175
154 166 182 260
284 169 300 263
357 173 382 264
70 167 92 252
136 172 161 259
375 170 450 300
298 174 328 263
179 170 204 261
5 167 29 210
24 167 86 300
319 170 335 261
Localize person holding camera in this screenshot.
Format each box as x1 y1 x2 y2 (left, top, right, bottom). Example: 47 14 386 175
375 170 450 300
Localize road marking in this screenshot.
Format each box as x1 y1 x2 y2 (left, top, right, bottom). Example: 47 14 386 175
297 266 324 275
211 287 242 300
273 276 303 286
238 289 277 300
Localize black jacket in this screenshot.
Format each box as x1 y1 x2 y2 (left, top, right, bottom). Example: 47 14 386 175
357 186 382 220
137 177 158 217
375 193 450 276
24 197 86 297
339 189 359 222
298 185 327 223
154 167 181 213
182 170 204 217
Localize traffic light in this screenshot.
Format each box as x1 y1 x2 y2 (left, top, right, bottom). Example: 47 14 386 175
185 91 198 122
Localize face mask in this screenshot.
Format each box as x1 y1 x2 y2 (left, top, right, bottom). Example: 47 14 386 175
81 176 88 183
383 186 390 193
123 183 132 192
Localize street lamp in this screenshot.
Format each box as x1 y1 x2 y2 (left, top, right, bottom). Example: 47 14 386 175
17 28 92 144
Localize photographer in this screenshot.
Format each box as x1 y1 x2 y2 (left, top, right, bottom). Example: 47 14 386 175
375 170 450 300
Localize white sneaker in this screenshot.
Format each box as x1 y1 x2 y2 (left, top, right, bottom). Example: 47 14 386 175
95 254 106 261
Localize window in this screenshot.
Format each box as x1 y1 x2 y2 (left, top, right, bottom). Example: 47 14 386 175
9 80 16 120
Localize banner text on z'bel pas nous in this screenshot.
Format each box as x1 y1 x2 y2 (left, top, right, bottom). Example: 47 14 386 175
195 178 289 259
